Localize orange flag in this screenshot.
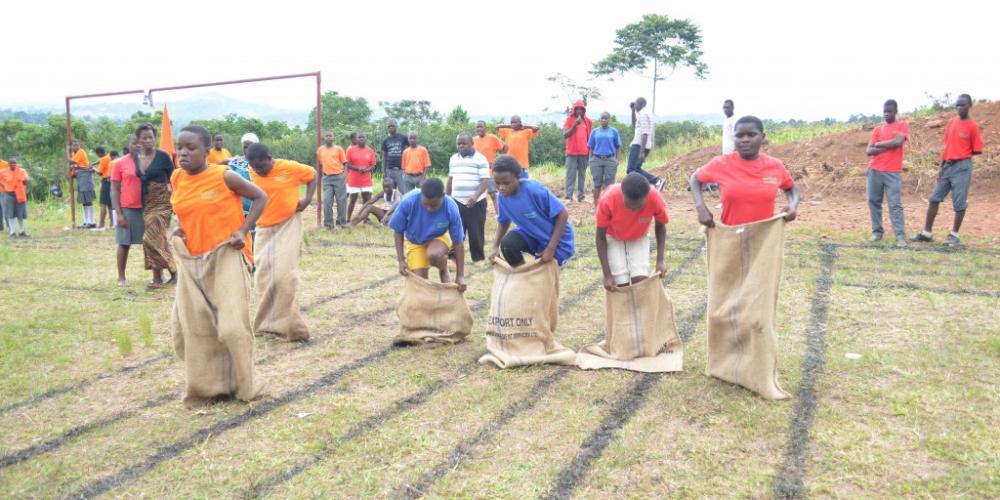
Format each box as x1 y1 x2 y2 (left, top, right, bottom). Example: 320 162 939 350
159 104 177 166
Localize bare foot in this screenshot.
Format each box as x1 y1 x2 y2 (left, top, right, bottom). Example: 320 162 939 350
167 273 178 285
118 279 128 287
147 280 166 290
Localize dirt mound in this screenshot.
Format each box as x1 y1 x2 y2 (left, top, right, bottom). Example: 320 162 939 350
652 101 1000 196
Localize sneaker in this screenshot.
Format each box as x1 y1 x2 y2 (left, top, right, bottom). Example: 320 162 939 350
564 197 573 203
943 234 961 247
895 238 908 248
868 232 883 243
577 197 585 203
910 232 933 242
654 178 666 191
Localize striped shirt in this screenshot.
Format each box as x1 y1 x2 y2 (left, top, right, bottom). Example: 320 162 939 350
448 151 490 203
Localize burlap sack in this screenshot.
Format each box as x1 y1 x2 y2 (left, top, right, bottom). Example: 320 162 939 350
478 258 576 368
394 272 473 345
576 273 683 373
171 235 262 408
704 214 790 400
253 213 310 341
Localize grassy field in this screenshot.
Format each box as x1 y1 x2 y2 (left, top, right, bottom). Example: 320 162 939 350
0 200 997 499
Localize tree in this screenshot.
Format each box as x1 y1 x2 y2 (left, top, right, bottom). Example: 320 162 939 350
308 91 373 132
591 14 708 115
546 73 602 113
446 106 470 127
379 100 441 130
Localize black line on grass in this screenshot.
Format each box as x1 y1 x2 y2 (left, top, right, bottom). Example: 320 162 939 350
541 302 707 500
392 246 704 499
773 242 838 500
0 393 178 469
300 272 400 312
65 346 399 499
0 355 168 416
840 281 999 298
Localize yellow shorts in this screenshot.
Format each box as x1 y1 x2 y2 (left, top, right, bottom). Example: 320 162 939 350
404 233 453 270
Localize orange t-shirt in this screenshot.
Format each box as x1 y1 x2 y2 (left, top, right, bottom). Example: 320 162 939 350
941 117 984 161
98 155 113 179
70 149 89 177
498 128 537 168
250 159 316 228
0 166 29 203
170 165 249 258
401 145 432 175
206 148 232 165
474 133 504 166
316 145 347 175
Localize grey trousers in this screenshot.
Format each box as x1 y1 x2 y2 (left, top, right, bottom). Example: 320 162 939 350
322 173 348 227
402 173 424 194
866 169 906 239
385 168 403 193
564 155 588 200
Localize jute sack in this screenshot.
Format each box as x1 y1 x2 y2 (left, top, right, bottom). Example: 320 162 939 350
253 213 309 341
478 258 576 368
704 214 790 400
394 272 473 345
171 235 262 408
576 272 683 373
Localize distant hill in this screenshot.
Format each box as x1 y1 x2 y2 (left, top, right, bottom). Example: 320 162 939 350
1 92 311 127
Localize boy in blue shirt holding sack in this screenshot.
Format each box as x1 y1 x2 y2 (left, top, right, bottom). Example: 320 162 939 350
388 177 467 292
489 155 575 267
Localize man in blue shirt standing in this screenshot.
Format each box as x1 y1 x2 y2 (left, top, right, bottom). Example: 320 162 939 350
587 111 622 206
489 155 575 267
388 177 467 292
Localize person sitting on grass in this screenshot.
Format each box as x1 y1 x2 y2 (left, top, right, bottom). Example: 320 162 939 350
349 177 402 227
388 177 467 293
489 155 575 267
911 93 984 247
596 172 668 290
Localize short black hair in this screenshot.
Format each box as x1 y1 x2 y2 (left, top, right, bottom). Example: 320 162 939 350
621 172 650 200
110 150 119 158
724 99 734 105
245 143 271 162
884 99 898 110
735 115 764 134
382 177 396 187
213 133 223 139
180 125 212 148
135 122 157 138
421 177 444 199
95 146 106 156
958 94 973 105
492 155 522 176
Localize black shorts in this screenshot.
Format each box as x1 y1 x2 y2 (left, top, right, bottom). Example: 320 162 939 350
99 179 112 206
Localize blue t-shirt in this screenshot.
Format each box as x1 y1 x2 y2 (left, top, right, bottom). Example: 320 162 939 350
228 156 253 213
497 180 575 260
587 126 622 157
388 190 465 244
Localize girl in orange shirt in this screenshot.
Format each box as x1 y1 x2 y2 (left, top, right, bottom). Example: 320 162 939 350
170 124 267 407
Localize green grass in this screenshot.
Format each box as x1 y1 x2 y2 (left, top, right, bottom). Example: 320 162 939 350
0 190 997 498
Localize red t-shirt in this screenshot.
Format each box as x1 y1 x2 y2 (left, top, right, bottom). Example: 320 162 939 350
596 184 669 241
111 155 142 209
695 153 795 226
346 145 377 187
563 115 592 156
941 117 984 161
868 121 909 172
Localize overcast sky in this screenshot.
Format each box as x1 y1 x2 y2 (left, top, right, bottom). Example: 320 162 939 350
4 0 998 122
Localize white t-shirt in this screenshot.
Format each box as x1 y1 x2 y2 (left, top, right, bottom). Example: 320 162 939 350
630 112 655 149
448 151 490 202
722 115 737 154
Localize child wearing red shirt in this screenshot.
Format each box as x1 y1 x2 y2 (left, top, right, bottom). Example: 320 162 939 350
865 99 910 247
913 94 984 247
345 131 378 221
595 173 668 289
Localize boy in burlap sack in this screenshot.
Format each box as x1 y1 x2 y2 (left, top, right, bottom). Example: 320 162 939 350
388 178 471 345
247 143 317 341
576 173 682 373
690 115 800 400
479 155 576 368
171 125 268 408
